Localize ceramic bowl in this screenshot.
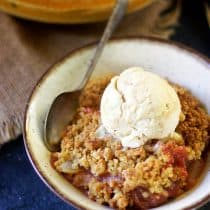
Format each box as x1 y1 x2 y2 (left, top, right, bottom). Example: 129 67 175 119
24 37 210 210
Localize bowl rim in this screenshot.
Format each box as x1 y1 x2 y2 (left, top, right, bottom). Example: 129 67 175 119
23 36 210 210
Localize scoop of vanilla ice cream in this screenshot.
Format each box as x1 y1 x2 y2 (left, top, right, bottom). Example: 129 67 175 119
100 67 181 148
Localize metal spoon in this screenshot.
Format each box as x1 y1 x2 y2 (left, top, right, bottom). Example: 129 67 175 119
44 0 128 152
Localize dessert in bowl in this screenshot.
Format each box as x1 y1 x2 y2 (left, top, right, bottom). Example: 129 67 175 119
24 38 210 210
51 67 209 209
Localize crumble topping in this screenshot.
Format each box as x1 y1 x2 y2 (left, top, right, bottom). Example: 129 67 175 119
52 76 210 210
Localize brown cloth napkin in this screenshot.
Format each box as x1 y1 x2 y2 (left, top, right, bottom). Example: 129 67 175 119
0 0 181 146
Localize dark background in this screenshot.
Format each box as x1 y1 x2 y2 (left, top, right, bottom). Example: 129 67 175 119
0 0 209 210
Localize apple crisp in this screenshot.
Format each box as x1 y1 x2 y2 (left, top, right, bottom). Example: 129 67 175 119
51 76 210 210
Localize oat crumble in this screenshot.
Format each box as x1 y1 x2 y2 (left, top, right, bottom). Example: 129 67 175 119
51 76 210 210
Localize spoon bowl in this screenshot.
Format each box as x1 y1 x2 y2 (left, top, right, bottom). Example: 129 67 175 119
44 91 81 152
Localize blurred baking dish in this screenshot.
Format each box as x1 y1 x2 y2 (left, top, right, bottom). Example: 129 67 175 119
0 0 157 23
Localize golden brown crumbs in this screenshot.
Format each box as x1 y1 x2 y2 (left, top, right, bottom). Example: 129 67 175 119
52 76 210 210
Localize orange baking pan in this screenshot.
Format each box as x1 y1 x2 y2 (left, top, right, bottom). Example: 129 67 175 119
0 0 156 24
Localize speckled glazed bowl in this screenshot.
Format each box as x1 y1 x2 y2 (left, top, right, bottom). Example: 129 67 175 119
24 37 210 210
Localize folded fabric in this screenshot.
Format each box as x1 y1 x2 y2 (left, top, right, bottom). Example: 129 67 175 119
0 0 181 146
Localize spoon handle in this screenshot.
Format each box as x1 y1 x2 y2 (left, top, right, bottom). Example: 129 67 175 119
80 0 128 88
